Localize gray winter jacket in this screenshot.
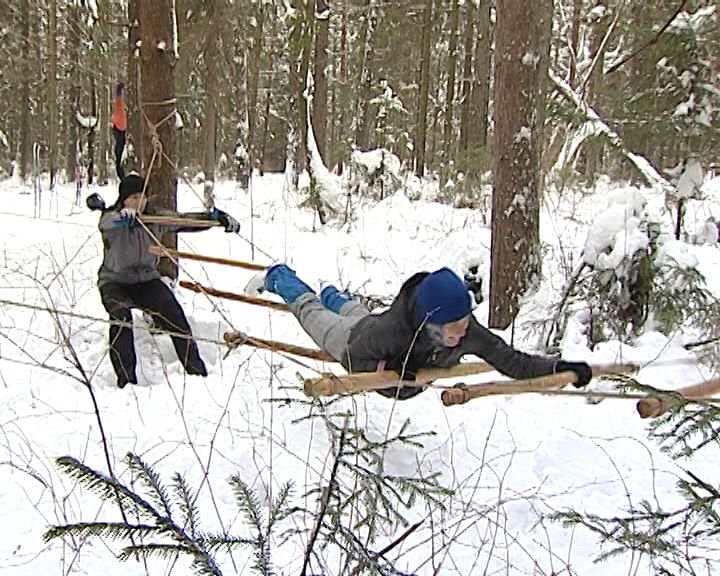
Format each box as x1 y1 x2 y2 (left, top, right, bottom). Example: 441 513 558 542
97 206 214 287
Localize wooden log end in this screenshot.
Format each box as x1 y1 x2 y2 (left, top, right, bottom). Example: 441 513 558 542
636 397 664 419
441 388 468 407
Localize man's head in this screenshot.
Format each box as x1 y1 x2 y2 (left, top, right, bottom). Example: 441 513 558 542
415 267 472 347
117 174 147 212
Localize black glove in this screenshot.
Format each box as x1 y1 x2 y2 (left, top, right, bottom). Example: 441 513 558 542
555 360 593 388
212 208 240 233
464 264 483 304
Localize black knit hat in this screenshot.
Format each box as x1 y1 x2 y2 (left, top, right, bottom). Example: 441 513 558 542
116 174 145 207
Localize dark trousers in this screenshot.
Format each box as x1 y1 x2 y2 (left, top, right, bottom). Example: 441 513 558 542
112 127 126 180
100 279 206 385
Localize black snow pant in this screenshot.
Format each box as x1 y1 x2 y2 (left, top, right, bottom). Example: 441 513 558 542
100 278 207 386
112 126 126 180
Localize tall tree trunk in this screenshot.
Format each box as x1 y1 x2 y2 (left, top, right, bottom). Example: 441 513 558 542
489 0 551 329
48 0 58 188
568 0 583 87
312 0 330 164
20 0 32 181
88 79 97 184
126 0 143 173
98 76 109 184
584 1 609 182
458 2 475 154
139 0 177 279
328 4 347 174
66 2 81 181
470 0 491 149
353 0 376 150
203 4 220 206
442 0 460 173
246 0 265 173
414 0 433 177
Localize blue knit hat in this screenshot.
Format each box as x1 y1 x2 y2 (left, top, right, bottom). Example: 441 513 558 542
415 267 472 324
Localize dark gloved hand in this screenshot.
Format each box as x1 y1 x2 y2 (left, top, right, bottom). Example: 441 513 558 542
86 192 106 211
463 264 483 304
116 82 125 96
116 207 138 227
555 360 593 388
211 208 240 233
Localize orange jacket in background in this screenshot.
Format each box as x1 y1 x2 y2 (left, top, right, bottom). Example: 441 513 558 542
112 94 127 131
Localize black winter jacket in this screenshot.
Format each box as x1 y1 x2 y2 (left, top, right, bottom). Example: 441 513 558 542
341 272 557 399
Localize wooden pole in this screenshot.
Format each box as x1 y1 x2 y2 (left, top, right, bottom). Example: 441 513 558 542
441 364 635 406
304 362 495 397
178 280 289 312
223 331 334 362
149 245 267 271
139 214 222 227
636 376 720 418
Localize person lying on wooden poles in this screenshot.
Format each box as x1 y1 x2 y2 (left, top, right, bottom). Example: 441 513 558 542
250 264 592 399
87 174 240 389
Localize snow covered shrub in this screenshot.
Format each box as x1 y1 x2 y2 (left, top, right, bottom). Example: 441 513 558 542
348 148 402 201
580 189 718 343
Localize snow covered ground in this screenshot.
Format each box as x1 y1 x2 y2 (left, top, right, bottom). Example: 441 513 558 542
0 173 719 575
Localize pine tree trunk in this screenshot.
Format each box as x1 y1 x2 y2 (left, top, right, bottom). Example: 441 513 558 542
458 3 474 154
470 0 491 149
312 0 330 164
568 0 582 87
203 4 220 206
66 2 81 181
126 0 143 173
442 0 460 173
414 0 433 177
19 0 31 181
489 0 551 329
139 0 177 279
353 0 376 151
88 79 96 184
98 70 109 184
246 1 265 172
48 0 58 188
584 1 609 182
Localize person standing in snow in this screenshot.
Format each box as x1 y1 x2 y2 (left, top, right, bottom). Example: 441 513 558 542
112 82 127 179
93 174 241 388
252 264 592 399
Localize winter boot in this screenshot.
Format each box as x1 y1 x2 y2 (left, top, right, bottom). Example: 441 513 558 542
320 284 353 314
263 264 315 304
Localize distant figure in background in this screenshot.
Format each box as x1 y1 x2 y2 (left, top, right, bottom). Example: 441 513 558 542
112 82 127 179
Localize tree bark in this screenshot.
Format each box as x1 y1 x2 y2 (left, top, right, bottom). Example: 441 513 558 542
470 0 491 149
88 79 96 184
139 0 177 279
312 0 330 164
19 0 32 181
126 0 143 173
48 0 58 188
246 0 265 172
568 0 582 87
489 0 551 329
442 0 460 171
458 3 474 154
414 0 433 177
66 2 81 181
202 3 220 206
353 0 376 151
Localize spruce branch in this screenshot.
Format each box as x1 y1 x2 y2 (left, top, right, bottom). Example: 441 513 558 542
125 452 174 520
